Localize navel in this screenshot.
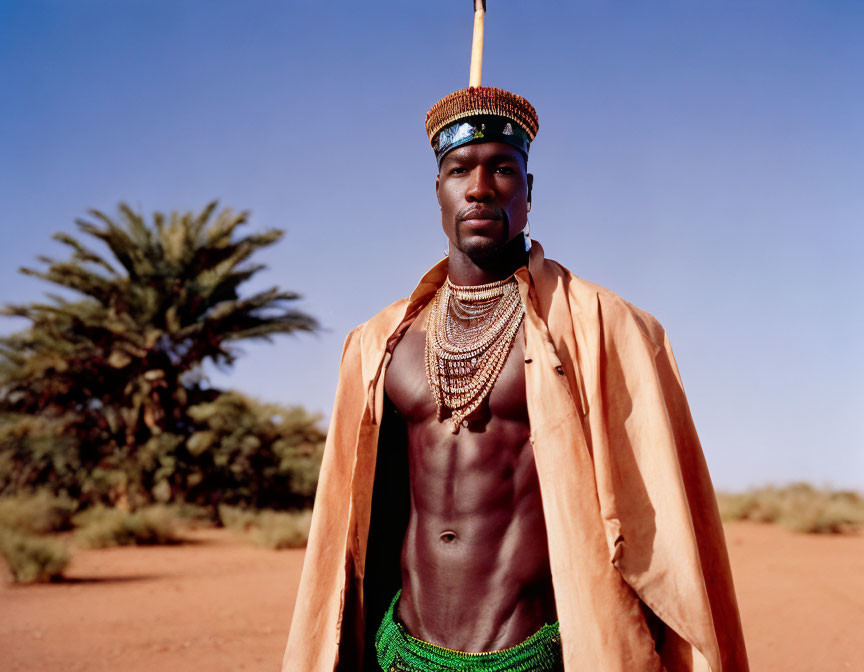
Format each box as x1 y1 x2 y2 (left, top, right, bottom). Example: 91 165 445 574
439 530 458 543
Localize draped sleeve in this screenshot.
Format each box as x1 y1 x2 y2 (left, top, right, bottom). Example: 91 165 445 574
590 293 749 671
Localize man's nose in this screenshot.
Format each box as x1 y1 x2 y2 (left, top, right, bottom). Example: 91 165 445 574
466 167 495 202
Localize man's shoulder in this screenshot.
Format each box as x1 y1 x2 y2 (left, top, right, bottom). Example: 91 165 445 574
540 256 667 348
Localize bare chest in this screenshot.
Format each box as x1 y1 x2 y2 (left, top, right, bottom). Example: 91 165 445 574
384 304 528 428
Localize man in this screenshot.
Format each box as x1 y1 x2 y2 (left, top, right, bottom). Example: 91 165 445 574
283 80 748 671
372 92 559 670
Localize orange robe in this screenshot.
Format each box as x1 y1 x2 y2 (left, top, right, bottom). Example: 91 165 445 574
283 242 749 671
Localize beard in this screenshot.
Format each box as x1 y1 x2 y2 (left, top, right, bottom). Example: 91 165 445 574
453 210 511 263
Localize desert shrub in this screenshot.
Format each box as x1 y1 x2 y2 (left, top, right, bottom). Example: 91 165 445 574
251 510 313 549
185 393 325 511
164 502 214 526
0 413 84 499
218 506 312 548
0 491 78 534
0 392 325 514
717 483 864 534
74 506 181 548
0 527 69 582
218 505 260 531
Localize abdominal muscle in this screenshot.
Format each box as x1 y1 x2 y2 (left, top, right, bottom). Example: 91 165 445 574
395 418 556 652
383 307 557 652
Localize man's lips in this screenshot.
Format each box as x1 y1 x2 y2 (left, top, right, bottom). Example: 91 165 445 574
459 208 503 228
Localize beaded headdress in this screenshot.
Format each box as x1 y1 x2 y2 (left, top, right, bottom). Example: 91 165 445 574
425 1 539 165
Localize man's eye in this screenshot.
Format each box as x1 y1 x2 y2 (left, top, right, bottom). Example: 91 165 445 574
495 166 515 175
449 167 467 175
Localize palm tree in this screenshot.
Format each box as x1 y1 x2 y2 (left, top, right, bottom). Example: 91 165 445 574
0 202 318 505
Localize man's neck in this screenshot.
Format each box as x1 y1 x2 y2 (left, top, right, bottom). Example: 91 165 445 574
447 234 528 286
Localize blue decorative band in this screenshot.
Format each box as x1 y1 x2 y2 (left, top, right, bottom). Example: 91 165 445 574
433 115 531 166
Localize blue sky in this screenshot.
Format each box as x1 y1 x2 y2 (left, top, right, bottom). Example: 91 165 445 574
1 0 862 490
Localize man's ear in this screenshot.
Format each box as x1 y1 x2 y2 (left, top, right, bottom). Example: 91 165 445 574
436 174 441 207
527 173 534 209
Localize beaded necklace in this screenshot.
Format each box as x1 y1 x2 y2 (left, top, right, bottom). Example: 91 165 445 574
425 275 524 433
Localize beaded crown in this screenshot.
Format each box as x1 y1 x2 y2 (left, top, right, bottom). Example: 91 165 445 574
425 86 539 144
425 87 539 165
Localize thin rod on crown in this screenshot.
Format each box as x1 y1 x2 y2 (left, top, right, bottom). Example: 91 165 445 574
469 0 486 88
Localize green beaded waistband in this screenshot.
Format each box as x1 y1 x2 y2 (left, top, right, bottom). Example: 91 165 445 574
375 590 563 671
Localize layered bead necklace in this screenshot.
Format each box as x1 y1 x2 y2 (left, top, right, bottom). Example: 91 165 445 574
425 275 525 433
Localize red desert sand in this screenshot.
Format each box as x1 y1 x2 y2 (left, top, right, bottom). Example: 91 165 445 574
1 522 862 671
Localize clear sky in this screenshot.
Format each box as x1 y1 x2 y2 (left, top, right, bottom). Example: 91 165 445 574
1 0 862 490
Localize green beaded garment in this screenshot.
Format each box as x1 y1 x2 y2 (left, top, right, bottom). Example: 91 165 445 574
375 591 563 672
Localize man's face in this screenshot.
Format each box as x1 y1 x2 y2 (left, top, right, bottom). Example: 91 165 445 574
436 141 533 263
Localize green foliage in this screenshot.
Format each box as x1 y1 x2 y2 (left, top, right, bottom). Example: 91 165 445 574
717 483 864 534
0 527 69 582
0 412 85 500
0 491 78 534
74 505 181 548
0 202 319 509
186 392 324 510
219 505 312 549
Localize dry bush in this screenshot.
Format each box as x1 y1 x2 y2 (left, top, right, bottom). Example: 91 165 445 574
717 483 864 534
0 491 77 534
218 506 312 548
0 527 69 582
74 506 181 548
217 505 260 531
163 503 214 527
251 510 313 549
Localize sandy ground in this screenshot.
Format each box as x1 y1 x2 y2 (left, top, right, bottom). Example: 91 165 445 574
1 522 862 671
723 522 863 670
